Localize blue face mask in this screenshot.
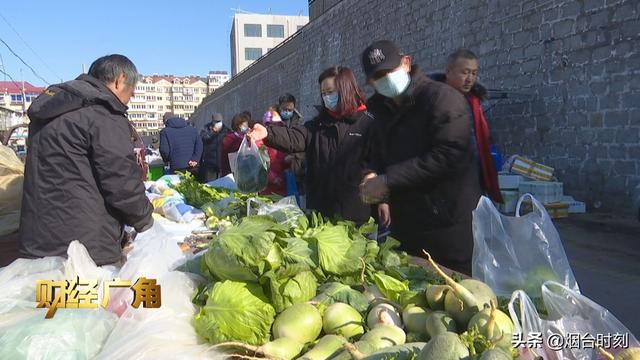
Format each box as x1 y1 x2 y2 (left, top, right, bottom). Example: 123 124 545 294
238 126 248 134
280 110 293 120
323 93 339 111
374 69 411 98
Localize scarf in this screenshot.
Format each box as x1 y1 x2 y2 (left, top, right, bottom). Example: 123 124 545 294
468 94 503 203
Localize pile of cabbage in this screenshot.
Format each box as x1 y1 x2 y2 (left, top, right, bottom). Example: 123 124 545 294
191 212 522 360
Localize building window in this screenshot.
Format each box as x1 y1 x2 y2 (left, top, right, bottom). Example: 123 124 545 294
267 24 284 38
244 23 262 37
245 47 262 61
10 94 23 102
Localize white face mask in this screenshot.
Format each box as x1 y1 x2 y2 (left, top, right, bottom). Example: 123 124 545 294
213 121 222 131
374 69 411 98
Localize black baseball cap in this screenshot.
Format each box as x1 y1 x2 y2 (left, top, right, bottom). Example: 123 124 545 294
362 40 403 80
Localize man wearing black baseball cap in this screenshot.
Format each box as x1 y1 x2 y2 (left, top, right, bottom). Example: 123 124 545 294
359 39 482 275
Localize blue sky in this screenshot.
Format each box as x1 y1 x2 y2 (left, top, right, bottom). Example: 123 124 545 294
0 1 308 87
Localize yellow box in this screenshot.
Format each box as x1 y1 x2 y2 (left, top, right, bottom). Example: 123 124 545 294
510 155 554 181
544 202 570 219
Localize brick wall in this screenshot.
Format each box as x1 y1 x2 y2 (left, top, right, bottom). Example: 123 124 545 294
192 0 640 213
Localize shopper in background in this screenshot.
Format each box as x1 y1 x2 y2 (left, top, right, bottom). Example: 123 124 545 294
159 112 203 175
430 48 503 203
219 112 251 177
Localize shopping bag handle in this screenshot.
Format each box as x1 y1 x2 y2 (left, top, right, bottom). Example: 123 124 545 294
515 193 545 218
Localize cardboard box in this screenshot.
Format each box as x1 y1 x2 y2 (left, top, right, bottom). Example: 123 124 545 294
545 202 570 219
519 181 564 204
498 173 524 190
519 200 570 219
510 155 554 181
561 196 586 213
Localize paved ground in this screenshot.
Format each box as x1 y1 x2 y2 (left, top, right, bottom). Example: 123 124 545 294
554 213 640 338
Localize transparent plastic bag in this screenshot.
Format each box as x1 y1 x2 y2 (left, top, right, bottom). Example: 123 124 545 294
0 243 117 360
206 173 237 190
472 194 579 297
508 281 639 360
234 137 269 193
247 195 304 227
0 144 24 235
95 271 220 360
0 309 117 360
0 257 65 316
106 220 188 316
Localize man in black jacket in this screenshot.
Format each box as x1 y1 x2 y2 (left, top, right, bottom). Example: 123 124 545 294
19 54 154 266
360 40 482 275
199 113 227 182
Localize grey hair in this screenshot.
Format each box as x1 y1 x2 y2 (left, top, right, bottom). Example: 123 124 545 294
88 54 139 88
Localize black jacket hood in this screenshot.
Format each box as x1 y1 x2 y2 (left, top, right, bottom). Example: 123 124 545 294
429 72 488 100
27 74 128 123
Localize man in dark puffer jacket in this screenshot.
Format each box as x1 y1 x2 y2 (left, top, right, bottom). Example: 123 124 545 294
19 54 153 266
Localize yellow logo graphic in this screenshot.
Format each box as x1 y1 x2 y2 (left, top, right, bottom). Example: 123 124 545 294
36 277 161 319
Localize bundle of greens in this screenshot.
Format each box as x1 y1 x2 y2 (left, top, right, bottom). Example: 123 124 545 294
172 171 277 223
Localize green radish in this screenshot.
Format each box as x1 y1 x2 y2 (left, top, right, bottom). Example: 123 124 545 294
332 341 377 360
467 301 514 351
425 311 457 338
417 332 470 360
367 303 403 329
213 338 304 360
360 324 407 349
344 342 427 360
272 303 323 344
523 266 560 297
599 347 640 360
425 284 451 311
479 347 512 360
406 332 428 343
402 305 431 336
298 334 348 360
324 302 365 339
424 251 496 329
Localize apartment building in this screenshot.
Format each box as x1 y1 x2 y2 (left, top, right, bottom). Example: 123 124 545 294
230 13 308 75
0 81 45 115
127 72 229 137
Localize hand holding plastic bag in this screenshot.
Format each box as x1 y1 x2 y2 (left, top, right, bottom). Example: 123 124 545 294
472 194 579 298
235 137 269 193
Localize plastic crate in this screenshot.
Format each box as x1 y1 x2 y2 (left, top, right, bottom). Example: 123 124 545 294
518 181 563 204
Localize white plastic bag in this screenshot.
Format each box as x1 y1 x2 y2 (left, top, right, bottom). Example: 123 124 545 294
472 194 579 297
247 195 304 227
95 271 220 360
0 245 117 359
105 220 188 316
234 137 269 193
206 173 237 190
0 257 65 317
509 281 639 360
0 309 117 360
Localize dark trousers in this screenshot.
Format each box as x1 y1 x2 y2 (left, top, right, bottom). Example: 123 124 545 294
200 167 218 183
